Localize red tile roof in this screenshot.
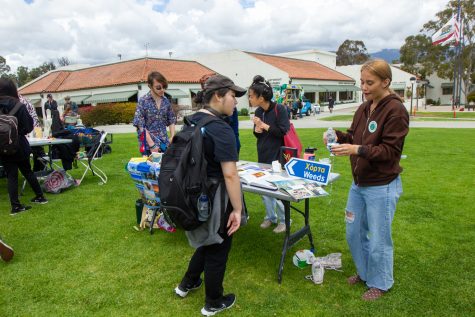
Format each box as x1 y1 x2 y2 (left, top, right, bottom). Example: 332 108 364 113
19 58 216 94
247 52 354 82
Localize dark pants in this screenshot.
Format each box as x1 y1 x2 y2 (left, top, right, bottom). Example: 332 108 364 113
182 233 233 304
3 158 43 208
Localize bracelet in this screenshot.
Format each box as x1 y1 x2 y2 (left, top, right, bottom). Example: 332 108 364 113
357 145 364 156
149 144 158 149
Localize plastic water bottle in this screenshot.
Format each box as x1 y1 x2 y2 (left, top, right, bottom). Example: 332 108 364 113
326 127 337 155
197 194 210 221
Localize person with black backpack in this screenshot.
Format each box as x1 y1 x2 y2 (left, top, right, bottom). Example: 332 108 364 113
171 75 245 316
0 78 48 215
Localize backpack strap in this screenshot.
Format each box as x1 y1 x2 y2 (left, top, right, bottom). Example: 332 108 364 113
8 102 23 116
185 112 222 130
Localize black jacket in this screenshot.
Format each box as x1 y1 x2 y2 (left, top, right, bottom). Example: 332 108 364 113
253 102 290 164
0 96 34 161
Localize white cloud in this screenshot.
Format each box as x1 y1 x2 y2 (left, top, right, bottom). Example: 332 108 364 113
0 0 448 71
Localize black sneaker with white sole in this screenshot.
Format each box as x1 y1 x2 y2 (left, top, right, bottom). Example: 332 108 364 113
201 294 236 316
174 278 203 298
10 205 32 216
30 196 48 204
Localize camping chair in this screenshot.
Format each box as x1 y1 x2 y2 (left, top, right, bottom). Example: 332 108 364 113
77 131 108 185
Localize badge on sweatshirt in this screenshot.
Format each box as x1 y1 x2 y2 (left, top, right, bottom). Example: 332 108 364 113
368 121 377 133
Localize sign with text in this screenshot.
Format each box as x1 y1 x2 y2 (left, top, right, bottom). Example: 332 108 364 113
284 158 331 185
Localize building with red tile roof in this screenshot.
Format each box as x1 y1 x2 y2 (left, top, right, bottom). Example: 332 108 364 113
19 57 217 110
192 49 358 108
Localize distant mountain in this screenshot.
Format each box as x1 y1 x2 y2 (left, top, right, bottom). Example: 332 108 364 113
370 49 400 63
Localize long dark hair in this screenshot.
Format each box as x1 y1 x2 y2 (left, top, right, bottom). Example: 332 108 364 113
0 78 19 99
249 75 273 102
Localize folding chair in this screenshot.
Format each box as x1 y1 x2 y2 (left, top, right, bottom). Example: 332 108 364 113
77 131 108 185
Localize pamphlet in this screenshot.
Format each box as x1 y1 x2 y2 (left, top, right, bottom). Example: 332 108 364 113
268 178 329 200
239 169 279 190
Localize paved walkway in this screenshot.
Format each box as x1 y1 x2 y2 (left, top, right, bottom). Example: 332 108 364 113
95 104 475 134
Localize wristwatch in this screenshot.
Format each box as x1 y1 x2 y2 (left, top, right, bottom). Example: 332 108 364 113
150 144 158 150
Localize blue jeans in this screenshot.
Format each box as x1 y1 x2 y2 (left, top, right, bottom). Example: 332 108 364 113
262 195 285 224
345 176 403 291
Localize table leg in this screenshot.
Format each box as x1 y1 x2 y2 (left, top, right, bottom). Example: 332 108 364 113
277 198 314 284
305 198 315 252
278 200 291 284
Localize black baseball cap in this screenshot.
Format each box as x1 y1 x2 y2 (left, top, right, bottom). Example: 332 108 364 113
204 75 246 97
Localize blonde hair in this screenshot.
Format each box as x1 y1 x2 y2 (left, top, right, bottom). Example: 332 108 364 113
361 59 402 101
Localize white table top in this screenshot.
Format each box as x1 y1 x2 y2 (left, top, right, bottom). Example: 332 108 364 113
28 137 72 147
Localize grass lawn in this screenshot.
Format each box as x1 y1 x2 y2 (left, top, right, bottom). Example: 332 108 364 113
1 128 474 316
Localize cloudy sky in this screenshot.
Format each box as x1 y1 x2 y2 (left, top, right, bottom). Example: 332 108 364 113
1 0 448 71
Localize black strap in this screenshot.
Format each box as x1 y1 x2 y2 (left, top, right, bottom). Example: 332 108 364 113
9 102 23 116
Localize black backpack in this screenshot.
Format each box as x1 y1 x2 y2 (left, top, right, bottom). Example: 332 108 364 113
159 114 221 231
0 102 23 155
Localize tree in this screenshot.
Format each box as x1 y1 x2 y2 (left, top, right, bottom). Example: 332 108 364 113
420 0 474 101
15 66 30 86
399 34 449 78
57 57 71 67
336 40 370 66
0 56 11 77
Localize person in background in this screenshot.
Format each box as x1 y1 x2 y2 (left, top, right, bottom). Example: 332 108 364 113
62 105 74 122
174 74 245 316
0 236 14 262
44 93 58 111
249 75 290 234
328 95 335 114
313 101 321 115
0 78 48 215
132 71 176 155
19 94 46 172
324 59 409 301
64 96 78 114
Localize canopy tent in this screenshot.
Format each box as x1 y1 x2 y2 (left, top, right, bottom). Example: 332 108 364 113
165 89 189 99
57 95 91 105
83 91 137 104
319 85 360 92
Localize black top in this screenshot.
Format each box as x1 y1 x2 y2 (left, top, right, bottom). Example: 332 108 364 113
45 100 58 111
253 102 290 164
0 96 34 161
190 112 238 178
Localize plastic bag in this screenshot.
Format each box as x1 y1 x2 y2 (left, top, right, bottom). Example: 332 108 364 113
42 169 77 194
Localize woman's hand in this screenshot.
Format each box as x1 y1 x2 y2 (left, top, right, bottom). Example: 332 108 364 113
227 209 241 236
253 117 269 132
330 144 359 156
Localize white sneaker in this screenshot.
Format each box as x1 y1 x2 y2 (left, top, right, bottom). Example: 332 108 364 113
260 219 273 229
273 223 286 233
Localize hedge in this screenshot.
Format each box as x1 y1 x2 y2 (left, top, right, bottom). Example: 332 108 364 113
78 102 137 126
468 91 475 103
